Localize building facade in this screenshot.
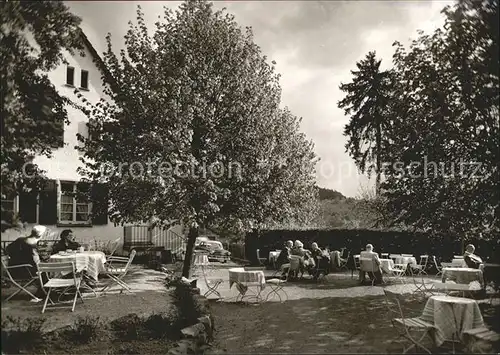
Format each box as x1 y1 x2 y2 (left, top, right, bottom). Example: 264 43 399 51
1 32 183 249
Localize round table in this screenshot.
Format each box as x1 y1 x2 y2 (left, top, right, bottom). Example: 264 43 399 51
420 295 484 346
442 267 484 288
228 267 266 302
49 251 106 281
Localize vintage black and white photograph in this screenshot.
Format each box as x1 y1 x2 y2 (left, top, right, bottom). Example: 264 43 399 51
1 0 499 354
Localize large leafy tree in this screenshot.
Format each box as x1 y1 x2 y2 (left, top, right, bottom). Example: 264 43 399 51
78 1 318 277
337 51 394 195
1 1 83 231
380 0 499 242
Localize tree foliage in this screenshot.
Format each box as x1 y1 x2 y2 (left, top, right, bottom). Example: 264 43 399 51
78 0 318 276
338 51 393 195
0 1 83 231
340 0 499 240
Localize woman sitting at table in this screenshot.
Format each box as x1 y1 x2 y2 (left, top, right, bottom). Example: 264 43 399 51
52 229 80 254
291 240 315 276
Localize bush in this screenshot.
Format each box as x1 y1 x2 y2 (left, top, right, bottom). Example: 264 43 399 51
144 313 176 339
171 283 205 330
1 316 46 353
110 314 143 340
68 315 102 344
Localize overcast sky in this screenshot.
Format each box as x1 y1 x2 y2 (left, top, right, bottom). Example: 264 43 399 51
67 0 453 197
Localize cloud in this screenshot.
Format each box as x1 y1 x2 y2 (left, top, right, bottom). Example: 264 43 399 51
66 0 452 197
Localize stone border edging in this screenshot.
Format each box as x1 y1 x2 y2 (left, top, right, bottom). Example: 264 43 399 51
167 292 215 355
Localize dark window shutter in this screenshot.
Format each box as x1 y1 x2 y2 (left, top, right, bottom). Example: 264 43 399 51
91 183 109 225
39 180 57 225
19 190 38 224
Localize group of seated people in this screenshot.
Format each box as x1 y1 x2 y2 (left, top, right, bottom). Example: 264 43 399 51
3 226 82 298
275 240 346 280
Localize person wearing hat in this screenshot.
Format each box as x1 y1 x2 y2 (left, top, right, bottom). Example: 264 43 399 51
5 225 46 280
51 229 80 255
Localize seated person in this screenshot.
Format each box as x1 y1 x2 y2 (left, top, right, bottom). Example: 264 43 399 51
52 229 80 254
5 225 47 297
276 240 293 277
463 244 483 270
359 244 383 285
291 240 315 276
311 242 330 278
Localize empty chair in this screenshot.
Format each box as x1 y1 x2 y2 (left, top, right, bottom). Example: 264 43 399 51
411 255 429 276
381 253 389 259
37 261 83 313
256 249 266 266
100 250 137 294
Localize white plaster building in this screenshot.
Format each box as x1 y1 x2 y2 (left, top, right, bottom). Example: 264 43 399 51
1 32 183 251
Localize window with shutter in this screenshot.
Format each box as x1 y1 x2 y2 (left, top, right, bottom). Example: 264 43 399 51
66 66 75 86
58 181 91 225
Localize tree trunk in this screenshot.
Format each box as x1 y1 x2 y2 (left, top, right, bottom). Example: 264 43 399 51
375 123 382 197
182 226 199 278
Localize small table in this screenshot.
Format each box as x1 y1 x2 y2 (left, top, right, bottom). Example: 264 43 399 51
49 251 106 282
420 295 484 346
442 267 484 288
228 267 266 302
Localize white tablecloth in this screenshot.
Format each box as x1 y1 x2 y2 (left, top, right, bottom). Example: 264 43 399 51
269 251 280 263
228 267 266 295
379 259 394 273
420 295 484 346
49 251 106 281
193 253 209 266
442 267 484 287
393 256 417 266
451 259 467 267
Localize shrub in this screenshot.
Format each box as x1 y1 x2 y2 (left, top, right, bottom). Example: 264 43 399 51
143 313 176 339
1 316 46 353
171 283 204 330
110 314 143 340
68 316 102 344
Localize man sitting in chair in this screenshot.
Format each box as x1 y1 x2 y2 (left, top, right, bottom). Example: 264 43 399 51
276 240 294 278
52 229 80 254
359 244 383 285
6 225 48 297
464 244 484 270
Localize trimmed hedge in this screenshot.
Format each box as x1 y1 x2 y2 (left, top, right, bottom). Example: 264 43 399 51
245 228 500 265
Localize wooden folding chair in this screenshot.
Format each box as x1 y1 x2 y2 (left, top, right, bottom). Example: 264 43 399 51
37 261 83 313
201 260 223 299
1 255 40 301
352 254 361 279
256 249 267 267
411 255 429 276
100 250 137 294
384 289 435 354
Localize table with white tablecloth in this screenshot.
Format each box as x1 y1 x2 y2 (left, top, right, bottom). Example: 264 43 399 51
228 267 266 301
442 267 484 288
393 255 417 266
49 251 106 281
420 295 484 346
